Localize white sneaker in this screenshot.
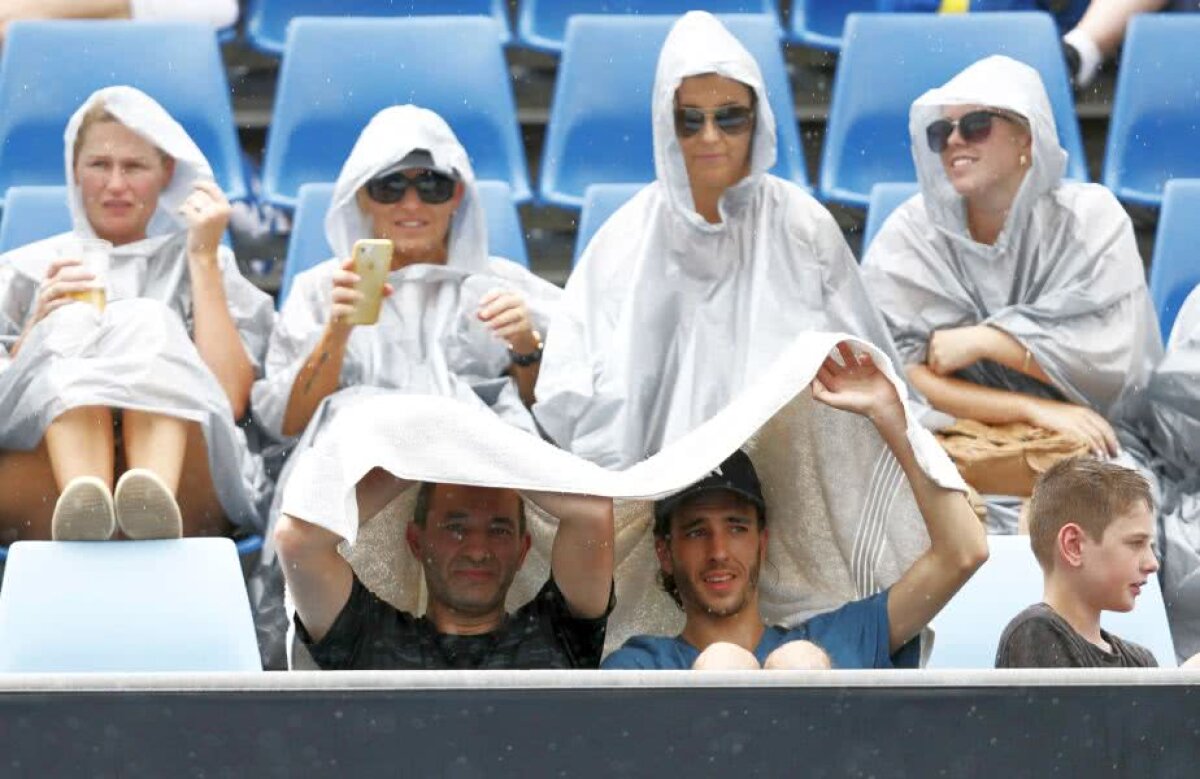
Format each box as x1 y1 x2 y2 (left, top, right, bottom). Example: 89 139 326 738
51 476 116 541
114 468 182 540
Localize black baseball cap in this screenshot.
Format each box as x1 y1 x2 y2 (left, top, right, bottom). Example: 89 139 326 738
653 449 767 537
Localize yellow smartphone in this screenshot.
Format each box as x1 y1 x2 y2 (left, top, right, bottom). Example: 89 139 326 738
346 238 393 326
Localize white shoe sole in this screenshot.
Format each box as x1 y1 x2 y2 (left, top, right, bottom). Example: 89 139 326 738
114 469 182 540
51 476 116 541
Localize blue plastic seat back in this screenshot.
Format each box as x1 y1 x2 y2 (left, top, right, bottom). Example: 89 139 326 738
245 0 511 56
0 539 262 672
821 12 1087 208
1150 179 1200 340
518 0 781 54
279 180 528 306
540 13 808 211
1102 16 1200 208
0 21 247 209
787 0 874 51
927 536 1177 668
261 17 529 211
573 183 646 265
861 181 920 255
0 186 72 253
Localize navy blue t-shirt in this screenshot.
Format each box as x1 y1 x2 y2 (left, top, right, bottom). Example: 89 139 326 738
601 590 917 670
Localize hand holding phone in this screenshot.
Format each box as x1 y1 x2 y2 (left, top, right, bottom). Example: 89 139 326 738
339 238 393 326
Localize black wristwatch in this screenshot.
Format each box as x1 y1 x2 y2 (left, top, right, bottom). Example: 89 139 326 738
509 330 544 367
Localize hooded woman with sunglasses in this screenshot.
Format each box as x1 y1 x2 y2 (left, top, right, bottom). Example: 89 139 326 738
532 12 904 469
862 56 1162 532
0 86 274 542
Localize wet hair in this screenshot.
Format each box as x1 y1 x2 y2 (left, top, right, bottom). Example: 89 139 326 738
410 482 526 534
1028 458 1154 570
656 490 766 609
72 102 172 169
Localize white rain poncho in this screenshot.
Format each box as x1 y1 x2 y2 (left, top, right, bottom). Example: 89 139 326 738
861 57 1163 530
1129 288 1200 660
0 86 274 530
531 11 908 470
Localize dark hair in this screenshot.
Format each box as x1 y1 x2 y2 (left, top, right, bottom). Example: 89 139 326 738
656 491 766 609
1028 457 1154 570
411 482 526 534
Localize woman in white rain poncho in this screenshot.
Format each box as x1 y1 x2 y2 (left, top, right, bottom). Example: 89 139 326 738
0 86 274 541
532 11 905 469
252 105 560 504
862 56 1162 532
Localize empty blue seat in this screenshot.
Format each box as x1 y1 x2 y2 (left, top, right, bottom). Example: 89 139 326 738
787 0 873 51
245 0 511 56
0 186 71 253
280 180 529 306
517 0 782 54
1102 16 1200 209
574 183 645 265
540 14 807 211
1150 179 1200 341
927 536 1178 668
861 182 920 254
0 539 262 672
0 21 247 210
821 12 1087 208
261 17 529 210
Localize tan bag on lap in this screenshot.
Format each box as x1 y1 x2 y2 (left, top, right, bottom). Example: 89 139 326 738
935 419 1091 498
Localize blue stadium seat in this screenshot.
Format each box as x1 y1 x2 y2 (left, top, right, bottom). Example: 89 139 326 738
1150 179 1200 341
861 182 920 254
927 536 1178 668
0 186 71 253
245 0 511 56
517 0 782 54
787 0 873 51
279 180 529 306
1102 16 1200 209
261 17 529 210
540 14 808 211
574 183 645 265
821 12 1087 209
0 539 262 672
0 21 247 210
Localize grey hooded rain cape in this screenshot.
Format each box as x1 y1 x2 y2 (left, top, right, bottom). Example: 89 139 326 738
0 86 275 531
532 11 907 470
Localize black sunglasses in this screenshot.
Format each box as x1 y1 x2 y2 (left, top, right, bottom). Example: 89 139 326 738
673 105 755 139
364 170 457 205
925 110 1019 154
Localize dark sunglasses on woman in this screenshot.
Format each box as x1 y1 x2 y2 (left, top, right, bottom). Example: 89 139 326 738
925 109 1019 154
673 105 755 139
364 169 457 205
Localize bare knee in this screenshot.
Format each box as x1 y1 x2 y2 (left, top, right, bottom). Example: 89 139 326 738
763 640 832 671
692 642 761 670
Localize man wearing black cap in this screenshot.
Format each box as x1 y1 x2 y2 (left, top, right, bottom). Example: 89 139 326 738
602 343 988 670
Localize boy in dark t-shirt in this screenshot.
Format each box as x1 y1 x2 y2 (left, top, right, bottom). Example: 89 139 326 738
277 472 615 670
995 458 1160 669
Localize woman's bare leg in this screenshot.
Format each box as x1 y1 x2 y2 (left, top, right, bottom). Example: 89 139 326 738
43 405 114 490
0 444 62 542
174 421 232 538
121 410 188 492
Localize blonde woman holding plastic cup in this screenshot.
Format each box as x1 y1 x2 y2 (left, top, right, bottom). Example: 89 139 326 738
0 86 274 543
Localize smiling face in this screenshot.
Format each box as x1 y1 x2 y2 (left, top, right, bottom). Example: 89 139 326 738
73 118 174 246
936 104 1031 203
356 168 465 268
406 484 529 620
1076 499 1159 613
674 74 755 206
656 491 767 620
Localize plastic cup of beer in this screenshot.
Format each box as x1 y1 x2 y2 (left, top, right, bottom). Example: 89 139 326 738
59 238 111 311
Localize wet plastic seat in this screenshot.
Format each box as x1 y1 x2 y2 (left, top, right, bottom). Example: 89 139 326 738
0 21 247 209
261 17 529 210
786 0 874 51
821 12 1086 208
861 182 920 255
0 186 71 253
540 13 807 210
573 183 645 265
1150 179 1200 341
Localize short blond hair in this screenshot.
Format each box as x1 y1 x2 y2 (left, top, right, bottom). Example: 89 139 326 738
1028 458 1154 570
72 103 171 168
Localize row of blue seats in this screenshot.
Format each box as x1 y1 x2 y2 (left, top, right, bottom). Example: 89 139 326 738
0 13 1196 214
239 0 866 56
6 176 1198 341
